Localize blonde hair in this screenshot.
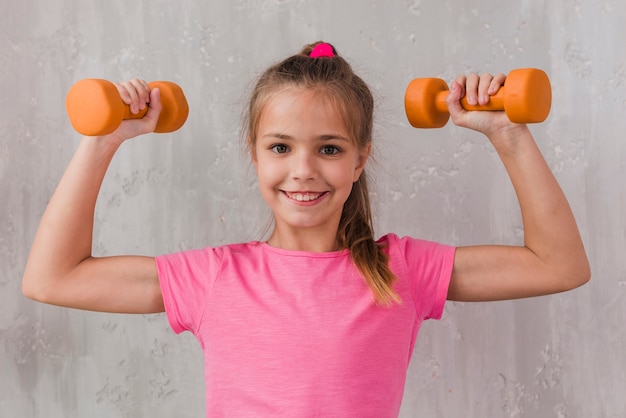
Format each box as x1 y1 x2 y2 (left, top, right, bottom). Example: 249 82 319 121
244 42 400 305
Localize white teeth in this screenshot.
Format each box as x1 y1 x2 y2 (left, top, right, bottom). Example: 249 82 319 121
288 193 321 202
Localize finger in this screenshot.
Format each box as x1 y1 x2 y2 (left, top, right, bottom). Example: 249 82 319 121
452 74 467 99
116 80 141 114
128 78 151 111
465 73 480 106
478 73 494 105
113 81 133 106
488 73 506 95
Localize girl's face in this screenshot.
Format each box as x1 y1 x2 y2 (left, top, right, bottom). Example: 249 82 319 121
252 88 369 249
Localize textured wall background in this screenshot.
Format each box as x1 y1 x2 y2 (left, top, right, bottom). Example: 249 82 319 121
1 1 624 417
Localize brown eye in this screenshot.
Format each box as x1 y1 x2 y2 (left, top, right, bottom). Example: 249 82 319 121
271 144 289 154
320 145 340 155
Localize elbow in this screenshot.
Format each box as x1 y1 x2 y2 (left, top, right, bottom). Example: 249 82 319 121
21 273 54 305
22 277 43 303
566 271 591 292
576 262 592 288
561 256 591 292
576 251 592 287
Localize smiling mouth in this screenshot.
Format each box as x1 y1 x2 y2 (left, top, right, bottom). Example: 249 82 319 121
285 191 325 202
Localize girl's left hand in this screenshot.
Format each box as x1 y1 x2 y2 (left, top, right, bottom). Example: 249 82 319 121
446 72 517 136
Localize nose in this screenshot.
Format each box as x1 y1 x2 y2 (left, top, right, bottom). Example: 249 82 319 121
291 150 318 181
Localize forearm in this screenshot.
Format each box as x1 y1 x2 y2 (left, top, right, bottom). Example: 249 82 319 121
22 136 123 297
489 125 590 285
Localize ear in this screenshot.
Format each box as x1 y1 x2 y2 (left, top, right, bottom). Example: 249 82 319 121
352 142 371 182
249 136 258 169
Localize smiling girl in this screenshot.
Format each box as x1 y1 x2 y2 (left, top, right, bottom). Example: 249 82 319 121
22 42 590 417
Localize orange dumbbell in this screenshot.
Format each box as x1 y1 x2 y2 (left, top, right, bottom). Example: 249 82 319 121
404 68 551 128
66 79 189 136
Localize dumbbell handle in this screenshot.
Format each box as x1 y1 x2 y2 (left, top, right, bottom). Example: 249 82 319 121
66 79 189 136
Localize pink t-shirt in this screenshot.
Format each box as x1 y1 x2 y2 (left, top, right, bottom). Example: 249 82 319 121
156 233 455 417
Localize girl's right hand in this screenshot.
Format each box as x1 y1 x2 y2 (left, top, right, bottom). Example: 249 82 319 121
108 78 163 141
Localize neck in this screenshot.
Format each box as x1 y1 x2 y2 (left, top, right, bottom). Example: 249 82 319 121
266 227 341 252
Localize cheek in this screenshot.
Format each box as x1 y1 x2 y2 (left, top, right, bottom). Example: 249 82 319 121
327 163 358 188
255 158 280 187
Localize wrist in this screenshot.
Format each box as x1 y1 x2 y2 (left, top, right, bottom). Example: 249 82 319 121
78 134 125 162
487 123 533 153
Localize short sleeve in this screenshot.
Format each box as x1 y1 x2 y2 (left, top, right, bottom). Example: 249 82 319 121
155 248 223 334
385 234 456 321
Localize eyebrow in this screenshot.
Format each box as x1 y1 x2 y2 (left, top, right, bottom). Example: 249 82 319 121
261 133 350 141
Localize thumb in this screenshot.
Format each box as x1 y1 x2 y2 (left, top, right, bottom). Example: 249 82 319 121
143 87 162 130
446 81 465 116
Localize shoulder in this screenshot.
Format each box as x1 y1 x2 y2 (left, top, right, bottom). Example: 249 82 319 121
157 241 264 259
377 233 455 257
377 233 456 283
379 234 456 320
155 241 266 274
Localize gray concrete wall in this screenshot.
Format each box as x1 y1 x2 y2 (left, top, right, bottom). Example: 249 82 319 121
1 0 624 417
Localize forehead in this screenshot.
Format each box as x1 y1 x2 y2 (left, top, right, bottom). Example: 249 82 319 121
258 87 350 133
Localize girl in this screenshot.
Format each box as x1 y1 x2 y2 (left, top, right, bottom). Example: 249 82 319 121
22 42 590 417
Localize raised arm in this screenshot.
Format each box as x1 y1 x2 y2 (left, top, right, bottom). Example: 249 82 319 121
446 73 591 301
22 79 165 313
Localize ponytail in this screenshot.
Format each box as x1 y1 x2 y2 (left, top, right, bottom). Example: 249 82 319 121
337 172 400 305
